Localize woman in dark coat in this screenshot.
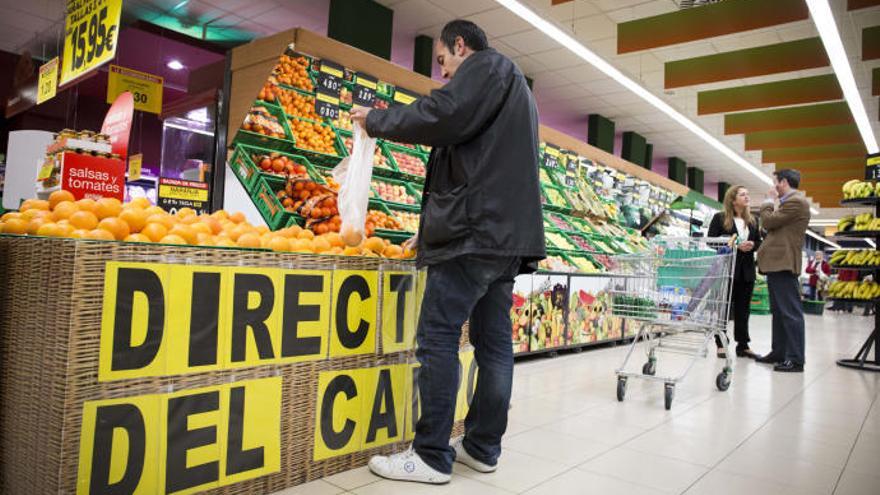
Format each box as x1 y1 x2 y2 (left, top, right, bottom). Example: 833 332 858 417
708 185 762 358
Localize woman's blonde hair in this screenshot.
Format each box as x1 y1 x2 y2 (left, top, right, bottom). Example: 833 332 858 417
723 185 753 231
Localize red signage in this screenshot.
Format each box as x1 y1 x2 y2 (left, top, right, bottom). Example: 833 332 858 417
61 152 125 201
101 91 134 159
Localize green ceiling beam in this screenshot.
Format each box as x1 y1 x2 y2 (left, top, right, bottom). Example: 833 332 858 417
698 74 841 115
724 102 850 134
864 25 880 60
745 124 861 150
850 0 880 9
770 156 866 169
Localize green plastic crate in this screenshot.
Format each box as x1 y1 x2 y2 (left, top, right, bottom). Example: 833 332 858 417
285 115 346 163
382 142 427 183
231 143 324 190
232 103 298 154
251 176 293 231
371 177 421 211
336 130 399 177
541 184 572 213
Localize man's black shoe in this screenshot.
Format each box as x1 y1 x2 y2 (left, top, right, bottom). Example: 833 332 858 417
773 361 804 373
756 353 782 364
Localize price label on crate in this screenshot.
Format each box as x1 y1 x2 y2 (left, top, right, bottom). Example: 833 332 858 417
543 145 560 169
566 153 579 173
60 0 122 85
393 88 418 106
866 153 880 181
353 72 378 107
315 89 340 120
564 175 577 188
316 59 344 95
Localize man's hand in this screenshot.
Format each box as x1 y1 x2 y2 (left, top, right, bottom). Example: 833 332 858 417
403 234 418 251
351 106 371 129
766 188 779 202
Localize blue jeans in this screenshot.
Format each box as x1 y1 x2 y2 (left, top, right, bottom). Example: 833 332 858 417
413 255 521 474
767 271 806 365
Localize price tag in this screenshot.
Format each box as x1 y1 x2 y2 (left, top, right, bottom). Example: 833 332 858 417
60 0 122 86
37 57 59 104
866 153 880 181
128 153 142 181
353 72 377 107
316 59 344 95
315 89 340 120
544 145 560 169
106 65 163 114
564 175 577 188
393 88 418 106
38 162 55 180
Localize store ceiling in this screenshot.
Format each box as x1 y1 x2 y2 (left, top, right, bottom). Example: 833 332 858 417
3 0 879 217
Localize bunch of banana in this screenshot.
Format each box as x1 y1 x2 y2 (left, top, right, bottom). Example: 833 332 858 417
828 280 880 300
838 216 855 231
842 180 880 200
830 250 880 266
853 213 880 231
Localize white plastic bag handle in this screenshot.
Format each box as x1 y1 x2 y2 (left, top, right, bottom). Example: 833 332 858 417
333 121 376 245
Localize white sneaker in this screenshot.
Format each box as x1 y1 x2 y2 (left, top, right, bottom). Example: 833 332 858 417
451 436 498 473
368 448 451 484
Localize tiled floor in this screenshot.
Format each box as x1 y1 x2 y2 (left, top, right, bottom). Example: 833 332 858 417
275 312 880 495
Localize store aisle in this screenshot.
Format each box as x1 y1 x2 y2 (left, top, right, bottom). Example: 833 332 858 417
276 313 880 495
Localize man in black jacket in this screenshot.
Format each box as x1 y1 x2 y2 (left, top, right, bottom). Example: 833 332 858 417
352 20 545 484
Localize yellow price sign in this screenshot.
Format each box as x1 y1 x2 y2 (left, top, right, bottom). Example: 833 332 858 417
38 162 55 180
60 0 123 86
107 65 164 114
37 57 59 104
128 153 142 181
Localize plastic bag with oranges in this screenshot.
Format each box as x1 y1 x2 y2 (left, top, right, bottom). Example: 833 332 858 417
332 122 376 246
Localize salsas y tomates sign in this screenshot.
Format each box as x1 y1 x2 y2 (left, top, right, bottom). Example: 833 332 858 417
77 262 476 494
62 152 125 201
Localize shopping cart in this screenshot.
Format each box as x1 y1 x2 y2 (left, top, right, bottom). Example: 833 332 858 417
609 236 737 410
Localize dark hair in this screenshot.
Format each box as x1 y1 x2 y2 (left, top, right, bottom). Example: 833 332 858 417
440 20 489 52
774 169 801 189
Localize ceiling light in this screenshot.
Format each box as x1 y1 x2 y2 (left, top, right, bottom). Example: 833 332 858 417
807 229 841 249
493 0 774 187
810 207 820 216
167 60 185 71
806 0 879 154
865 238 876 248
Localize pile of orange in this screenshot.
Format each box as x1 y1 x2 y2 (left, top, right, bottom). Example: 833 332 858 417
257 82 282 103
278 88 319 121
289 118 337 155
0 190 413 259
274 55 313 92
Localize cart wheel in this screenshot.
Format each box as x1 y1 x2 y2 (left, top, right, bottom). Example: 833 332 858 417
642 361 656 376
616 377 627 402
716 372 731 392
664 383 675 410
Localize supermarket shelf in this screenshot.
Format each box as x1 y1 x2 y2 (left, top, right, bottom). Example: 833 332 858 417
826 298 880 303
840 197 880 207
835 230 880 238
830 265 880 271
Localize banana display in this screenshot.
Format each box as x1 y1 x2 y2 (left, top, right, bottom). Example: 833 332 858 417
830 249 880 267
827 280 880 300
842 180 880 200
837 213 880 232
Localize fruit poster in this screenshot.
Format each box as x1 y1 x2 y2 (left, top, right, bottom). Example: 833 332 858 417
528 275 569 351
510 275 532 354
568 276 624 345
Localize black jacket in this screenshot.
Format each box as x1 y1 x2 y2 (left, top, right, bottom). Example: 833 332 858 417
708 212 762 283
366 48 546 273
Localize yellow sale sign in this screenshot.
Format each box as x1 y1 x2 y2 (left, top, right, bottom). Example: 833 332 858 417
60 0 123 86
107 65 164 114
37 57 59 104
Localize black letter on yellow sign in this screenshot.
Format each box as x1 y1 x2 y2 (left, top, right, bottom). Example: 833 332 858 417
366 368 397 442
336 276 371 349
112 268 164 371
410 366 421 432
389 274 413 343
466 358 478 406
189 272 221 367
321 375 358 450
166 391 219 493
226 386 263 475
231 274 275 362
89 404 146 495
281 274 322 357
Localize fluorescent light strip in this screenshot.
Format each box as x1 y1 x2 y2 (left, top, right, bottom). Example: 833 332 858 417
810 207 820 215
865 238 876 248
494 0 774 186
806 0 879 154
807 228 842 249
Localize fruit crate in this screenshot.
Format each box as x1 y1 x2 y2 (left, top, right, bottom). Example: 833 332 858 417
275 85 329 126
230 143 324 190
545 229 579 251
368 200 413 237
336 130 398 177
383 204 420 234
538 167 556 186
543 211 575 232
382 142 427 183
564 215 597 236
232 103 298 155
803 299 826 315
285 115 346 163
561 251 602 274
251 176 297 231
371 176 421 212
541 184 573 213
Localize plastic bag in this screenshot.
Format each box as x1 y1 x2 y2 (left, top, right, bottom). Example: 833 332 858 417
332 121 377 246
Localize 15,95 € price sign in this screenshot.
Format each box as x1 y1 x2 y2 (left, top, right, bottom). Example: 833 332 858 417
60 0 123 86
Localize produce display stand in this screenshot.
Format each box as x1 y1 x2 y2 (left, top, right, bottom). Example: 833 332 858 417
832 194 880 373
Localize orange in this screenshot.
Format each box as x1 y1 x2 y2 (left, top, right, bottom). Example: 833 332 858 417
312 237 331 253
236 233 261 248
215 238 237 247
365 237 386 254
403 248 416 259
3 218 28 234
178 215 200 225
228 224 252 242
141 223 169 243
124 233 152 243
51 201 79 221
290 239 313 253
26 218 47 234
255 225 270 235
94 198 123 219
145 206 165 216
169 224 198 245
1 212 22 222
341 226 363 247
146 213 176 229
325 232 344 248
297 229 315 240
56 223 75 237
229 211 246 224
159 234 188 245
211 210 230 221
75 198 98 213
21 209 50 221
21 199 49 212
176 207 197 218
200 216 222 235
85 229 115 241
267 236 290 252
191 222 212 236
48 190 76 209
383 245 403 258
98 217 131 240
342 246 362 256
69 211 99 230
119 208 149 233
36 222 62 237
128 197 152 209
329 247 344 255
196 233 215 245
69 229 88 239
